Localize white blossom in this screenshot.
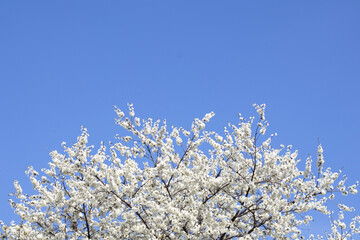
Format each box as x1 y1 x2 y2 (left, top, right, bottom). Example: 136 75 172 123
317 144 324 172
1 104 358 240
202 112 215 123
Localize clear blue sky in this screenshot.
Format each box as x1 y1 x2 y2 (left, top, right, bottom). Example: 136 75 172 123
1 1 359 236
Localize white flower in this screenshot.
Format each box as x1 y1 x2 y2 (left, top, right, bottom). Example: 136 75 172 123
317 144 324 171
14 180 22 195
202 112 215 123
176 136 182 145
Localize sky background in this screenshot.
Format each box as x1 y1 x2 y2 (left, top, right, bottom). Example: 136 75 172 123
1 1 360 237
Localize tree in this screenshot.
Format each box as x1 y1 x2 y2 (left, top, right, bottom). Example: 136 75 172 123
1 104 359 239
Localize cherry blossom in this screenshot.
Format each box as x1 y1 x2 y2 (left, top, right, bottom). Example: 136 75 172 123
1 104 358 239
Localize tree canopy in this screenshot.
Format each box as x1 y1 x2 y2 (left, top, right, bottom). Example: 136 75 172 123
1 104 359 239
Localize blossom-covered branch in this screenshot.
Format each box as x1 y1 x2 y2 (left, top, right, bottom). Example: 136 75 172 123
1 104 359 239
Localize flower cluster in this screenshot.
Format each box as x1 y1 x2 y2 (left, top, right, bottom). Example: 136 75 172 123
0 104 358 239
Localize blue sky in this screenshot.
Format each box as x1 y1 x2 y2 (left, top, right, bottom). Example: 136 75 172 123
1 1 359 236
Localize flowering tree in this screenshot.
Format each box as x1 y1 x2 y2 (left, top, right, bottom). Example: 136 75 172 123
1 104 359 239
